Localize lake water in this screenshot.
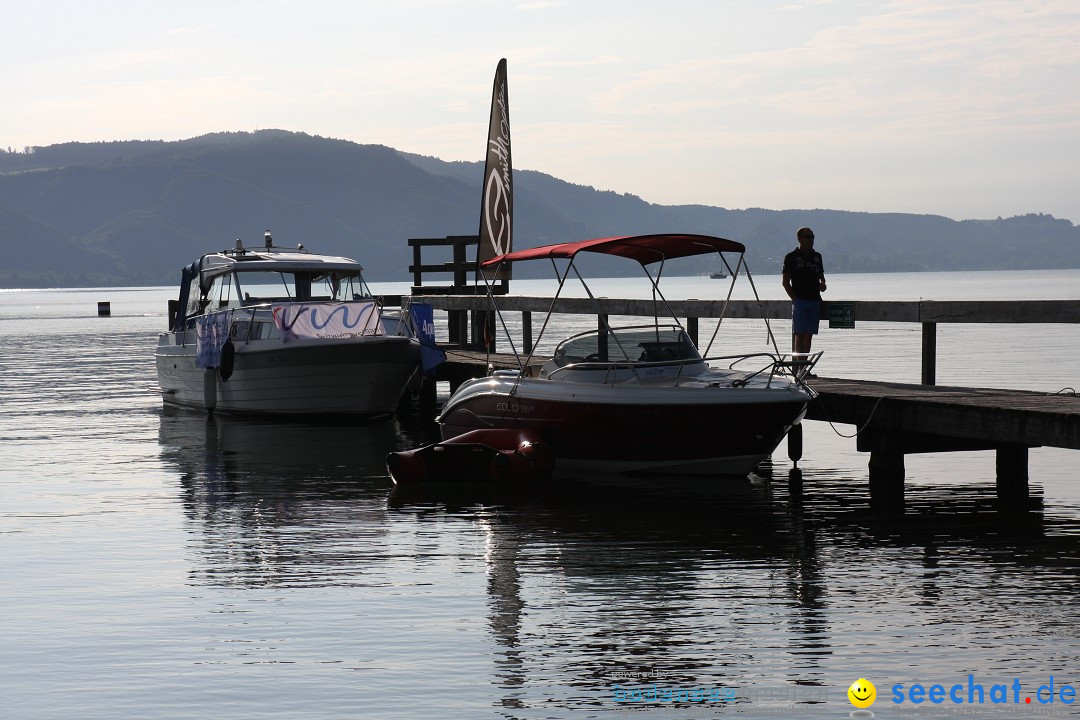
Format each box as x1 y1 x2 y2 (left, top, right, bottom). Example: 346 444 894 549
1 270 1079 719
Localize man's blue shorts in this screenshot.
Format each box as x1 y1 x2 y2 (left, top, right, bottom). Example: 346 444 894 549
792 298 821 335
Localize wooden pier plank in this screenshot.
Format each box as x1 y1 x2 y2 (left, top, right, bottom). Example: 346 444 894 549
806 377 1080 450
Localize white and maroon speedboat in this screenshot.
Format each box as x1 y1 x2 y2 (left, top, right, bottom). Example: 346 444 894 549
436 233 818 478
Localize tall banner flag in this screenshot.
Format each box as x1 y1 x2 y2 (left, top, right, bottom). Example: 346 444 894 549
477 58 512 282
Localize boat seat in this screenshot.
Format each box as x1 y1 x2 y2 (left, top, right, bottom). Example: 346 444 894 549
638 341 686 362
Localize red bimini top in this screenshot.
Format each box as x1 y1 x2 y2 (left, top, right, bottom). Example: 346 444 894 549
479 233 745 269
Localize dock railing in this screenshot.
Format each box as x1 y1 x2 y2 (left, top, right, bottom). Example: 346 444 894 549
407 234 507 347
410 295 1080 386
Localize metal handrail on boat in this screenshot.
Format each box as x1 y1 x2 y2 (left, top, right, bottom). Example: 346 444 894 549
179 297 416 347
542 350 820 390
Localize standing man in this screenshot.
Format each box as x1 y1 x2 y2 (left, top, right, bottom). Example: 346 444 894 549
782 227 827 376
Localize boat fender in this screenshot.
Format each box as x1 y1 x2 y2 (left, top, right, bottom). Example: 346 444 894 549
218 338 235 382
386 450 426 484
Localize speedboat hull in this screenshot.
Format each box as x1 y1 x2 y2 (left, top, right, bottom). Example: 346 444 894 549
438 376 808 477
156 332 420 416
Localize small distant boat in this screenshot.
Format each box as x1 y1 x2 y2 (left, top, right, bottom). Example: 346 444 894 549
709 270 727 279
155 232 423 416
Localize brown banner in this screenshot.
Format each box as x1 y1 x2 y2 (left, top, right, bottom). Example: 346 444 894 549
477 58 512 281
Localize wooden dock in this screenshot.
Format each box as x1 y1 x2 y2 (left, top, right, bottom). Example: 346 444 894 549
408 291 1079 511
413 295 1080 385
804 377 1080 510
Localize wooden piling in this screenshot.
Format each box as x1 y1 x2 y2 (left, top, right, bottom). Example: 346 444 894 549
921 322 937 385
996 445 1030 503
867 432 905 513
686 316 699 348
522 311 533 354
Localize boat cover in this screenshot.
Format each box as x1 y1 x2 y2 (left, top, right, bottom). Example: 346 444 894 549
479 233 745 268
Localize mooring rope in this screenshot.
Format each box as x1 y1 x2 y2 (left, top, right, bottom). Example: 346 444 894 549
813 391 889 440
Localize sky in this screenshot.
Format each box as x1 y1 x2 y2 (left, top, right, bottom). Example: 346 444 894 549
3 0 1079 224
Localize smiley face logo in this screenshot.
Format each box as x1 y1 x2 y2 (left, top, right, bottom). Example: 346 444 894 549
847 678 876 708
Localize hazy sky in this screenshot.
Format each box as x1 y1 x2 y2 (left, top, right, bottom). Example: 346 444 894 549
3 0 1079 223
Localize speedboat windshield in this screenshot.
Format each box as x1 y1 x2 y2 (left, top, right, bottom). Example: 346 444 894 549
553 325 701 365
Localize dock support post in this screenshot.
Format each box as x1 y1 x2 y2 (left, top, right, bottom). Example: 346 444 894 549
597 314 609 359
419 375 438 411
868 433 905 512
471 310 495 352
686 317 699 348
996 445 1029 503
921 322 937 385
448 310 468 346
522 311 532 354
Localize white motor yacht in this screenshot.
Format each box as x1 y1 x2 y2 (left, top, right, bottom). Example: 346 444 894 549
155 232 422 416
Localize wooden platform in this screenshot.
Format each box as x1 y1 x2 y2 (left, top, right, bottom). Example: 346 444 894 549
433 349 549 391
806 376 1080 450
800 376 1079 510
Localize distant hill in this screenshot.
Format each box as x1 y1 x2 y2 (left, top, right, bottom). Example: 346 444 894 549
0 130 1077 287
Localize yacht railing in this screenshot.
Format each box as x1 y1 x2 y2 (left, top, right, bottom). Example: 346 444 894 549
177 298 417 347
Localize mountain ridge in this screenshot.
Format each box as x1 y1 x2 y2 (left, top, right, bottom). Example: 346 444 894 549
1 130 1076 287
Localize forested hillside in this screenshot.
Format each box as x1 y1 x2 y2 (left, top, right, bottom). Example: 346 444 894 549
1 131 1076 287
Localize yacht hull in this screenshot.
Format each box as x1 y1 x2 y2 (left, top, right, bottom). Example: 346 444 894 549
156 333 420 416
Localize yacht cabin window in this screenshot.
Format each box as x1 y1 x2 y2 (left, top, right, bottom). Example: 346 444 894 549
184 274 201 319
206 273 240 313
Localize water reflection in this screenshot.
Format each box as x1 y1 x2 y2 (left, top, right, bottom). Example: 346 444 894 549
158 408 409 588
159 409 1080 713
388 471 1080 712
390 476 838 712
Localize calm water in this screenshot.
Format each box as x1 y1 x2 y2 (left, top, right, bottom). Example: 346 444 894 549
1 271 1079 719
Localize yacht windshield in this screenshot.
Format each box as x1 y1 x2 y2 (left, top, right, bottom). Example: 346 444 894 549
236 271 295 302
235 270 372 304
311 271 372 301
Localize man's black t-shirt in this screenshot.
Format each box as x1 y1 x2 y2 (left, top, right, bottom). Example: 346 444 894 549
782 249 825 301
